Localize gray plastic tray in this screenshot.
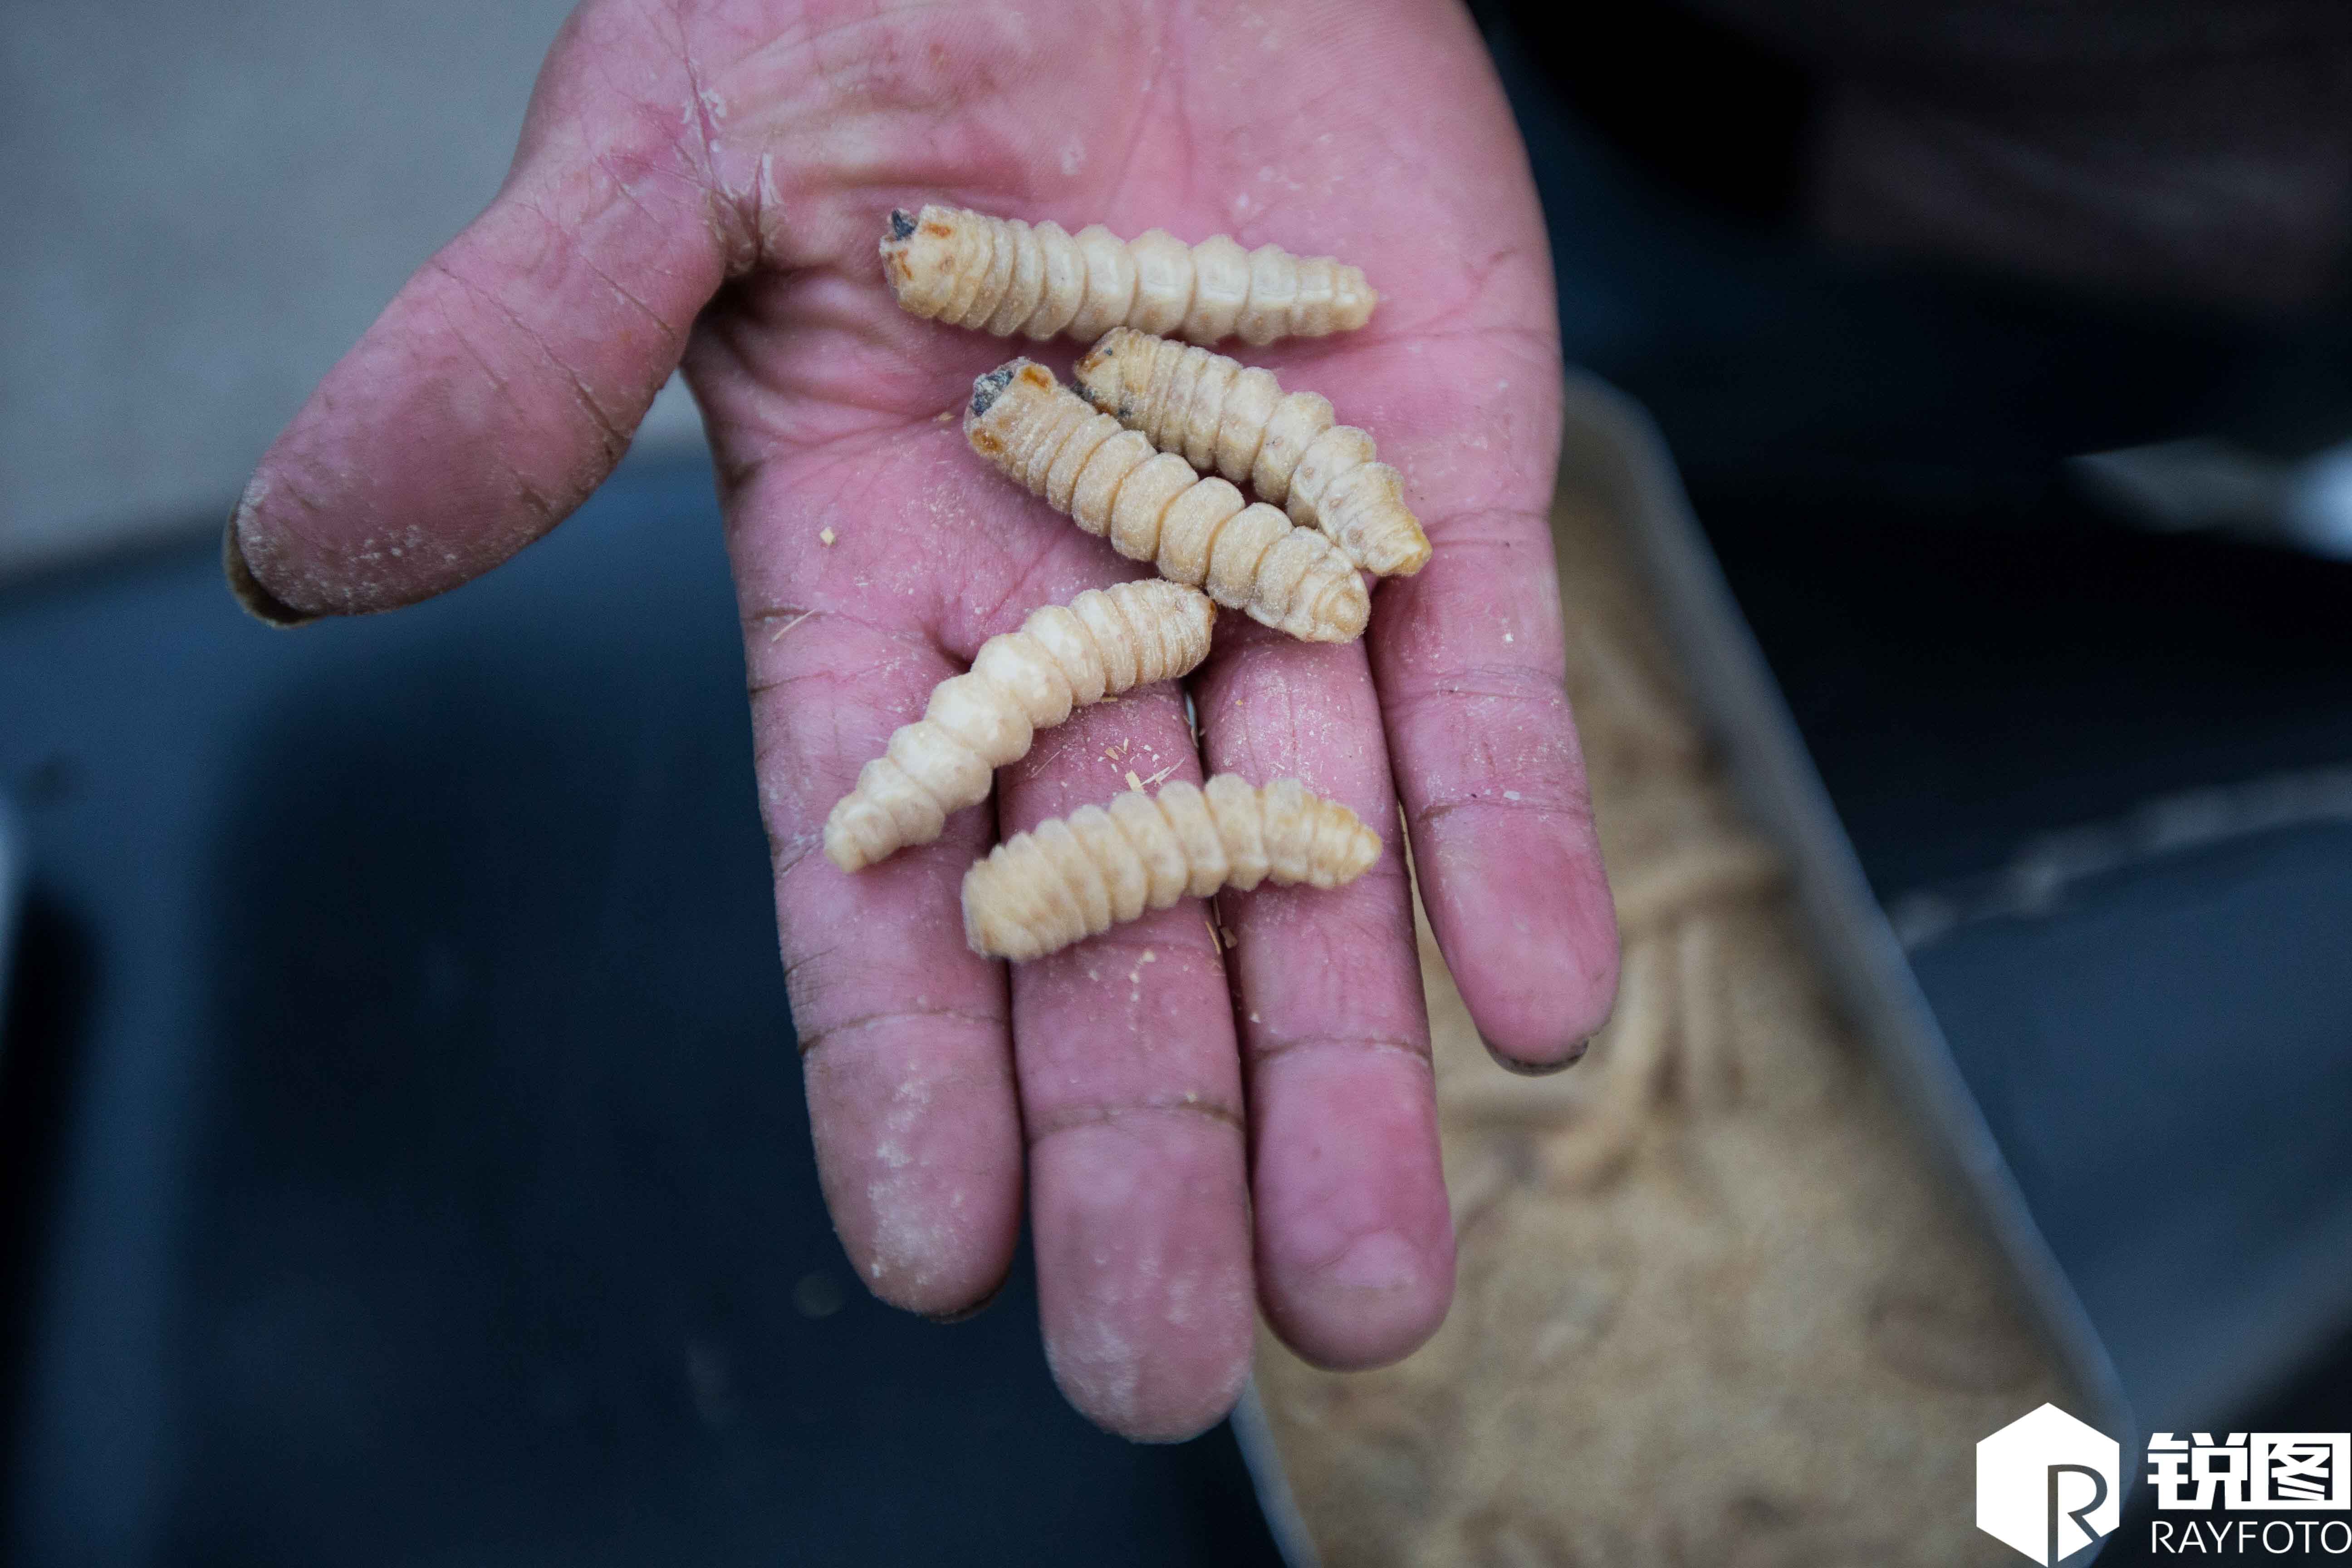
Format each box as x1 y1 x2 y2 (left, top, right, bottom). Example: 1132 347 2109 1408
1235 373 2137 1563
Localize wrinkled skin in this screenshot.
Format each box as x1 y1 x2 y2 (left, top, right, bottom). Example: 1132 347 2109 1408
231 0 1619 1441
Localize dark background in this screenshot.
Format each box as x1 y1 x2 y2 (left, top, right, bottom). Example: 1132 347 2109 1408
5 4 2350 1562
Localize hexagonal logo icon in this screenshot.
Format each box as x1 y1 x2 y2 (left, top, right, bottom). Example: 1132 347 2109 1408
1978 1403 2121 1564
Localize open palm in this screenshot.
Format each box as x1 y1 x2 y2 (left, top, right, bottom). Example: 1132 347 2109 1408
230 0 1618 1441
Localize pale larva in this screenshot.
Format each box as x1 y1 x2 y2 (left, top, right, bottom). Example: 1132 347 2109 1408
964 360 1369 643
824 579 1217 873
881 204 1377 345
962 775 1383 960
1074 328 1431 578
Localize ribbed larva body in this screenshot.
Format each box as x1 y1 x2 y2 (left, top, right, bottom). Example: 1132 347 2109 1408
823 579 1216 872
964 361 1369 643
880 204 1376 345
962 775 1384 959
1074 328 1432 578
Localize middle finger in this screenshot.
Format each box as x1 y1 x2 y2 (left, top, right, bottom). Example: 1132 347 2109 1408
1192 613 1455 1369
992 622 1255 1442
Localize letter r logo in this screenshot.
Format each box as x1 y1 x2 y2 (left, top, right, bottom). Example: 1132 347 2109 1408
1978 1405 2122 1564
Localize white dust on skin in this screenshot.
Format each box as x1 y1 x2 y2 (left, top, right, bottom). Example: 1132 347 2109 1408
1200 648 1390 959
1230 3 1290 54
234 473 271 537
860 1064 971 1293
1042 1176 1253 1436
881 436 1052 632
753 624 950 872
1016 703 1194 814
1049 1294 1145 1426
1230 160 1312 225
742 441 1015 859
236 474 466 614
872 1039 929 1172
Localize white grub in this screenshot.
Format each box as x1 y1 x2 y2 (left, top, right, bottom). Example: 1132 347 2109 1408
881 203 1375 345
1076 328 1431 577
964 360 1368 643
824 579 1216 872
962 775 1382 960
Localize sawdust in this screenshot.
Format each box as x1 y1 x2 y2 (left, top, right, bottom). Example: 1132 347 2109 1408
1250 470 2079 1566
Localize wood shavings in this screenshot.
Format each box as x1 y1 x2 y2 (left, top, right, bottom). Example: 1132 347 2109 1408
1250 475 2077 1568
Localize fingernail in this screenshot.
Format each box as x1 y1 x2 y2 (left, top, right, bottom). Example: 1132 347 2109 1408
1481 1034 1589 1076
221 509 317 628
920 1277 1007 1325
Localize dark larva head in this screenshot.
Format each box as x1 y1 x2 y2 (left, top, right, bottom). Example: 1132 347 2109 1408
887 207 917 241
1073 327 1137 414
970 364 1019 417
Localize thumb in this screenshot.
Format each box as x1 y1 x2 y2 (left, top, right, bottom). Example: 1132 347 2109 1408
228 3 736 622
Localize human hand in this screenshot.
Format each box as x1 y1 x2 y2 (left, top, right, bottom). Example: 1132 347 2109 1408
228 0 1618 1441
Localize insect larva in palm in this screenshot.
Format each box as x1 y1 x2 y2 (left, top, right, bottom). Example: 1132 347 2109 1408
962 775 1383 960
1074 328 1432 578
823 579 1217 873
880 204 1377 345
964 360 1369 643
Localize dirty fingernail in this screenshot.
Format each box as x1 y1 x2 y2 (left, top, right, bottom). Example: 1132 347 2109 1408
222 509 317 628
921 1276 1007 1325
1482 1034 1589 1076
